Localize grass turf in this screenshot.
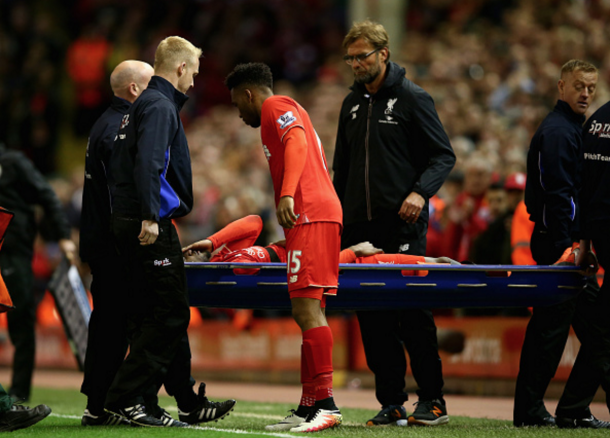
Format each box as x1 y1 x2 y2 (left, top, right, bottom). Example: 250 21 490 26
9 387 608 437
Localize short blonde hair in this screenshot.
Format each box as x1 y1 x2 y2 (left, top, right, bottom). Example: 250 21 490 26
343 20 390 60
561 59 597 78
154 36 202 73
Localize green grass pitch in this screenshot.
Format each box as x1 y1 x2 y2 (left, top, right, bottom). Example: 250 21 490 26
11 387 608 437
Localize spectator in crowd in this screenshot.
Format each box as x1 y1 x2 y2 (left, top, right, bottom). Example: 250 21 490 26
471 172 526 265
0 142 76 403
333 20 455 427
554 99 610 429
443 154 493 262
105 36 235 427
79 60 154 426
515 59 602 427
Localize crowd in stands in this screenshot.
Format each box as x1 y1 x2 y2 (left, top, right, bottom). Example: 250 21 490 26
2 0 610 297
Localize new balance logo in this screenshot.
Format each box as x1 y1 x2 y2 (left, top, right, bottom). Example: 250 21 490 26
431 406 443 417
154 258 172 267
289 275 298 283
350 104 359 120
277 111 297 129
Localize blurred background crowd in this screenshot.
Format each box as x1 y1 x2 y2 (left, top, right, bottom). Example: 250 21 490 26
2 0 610 304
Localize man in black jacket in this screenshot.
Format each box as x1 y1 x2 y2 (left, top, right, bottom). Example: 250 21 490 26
0 142 76 402
556 99 610 428
79 59 154 426
516 59 606 427
105 37 235 427
333 20 455 427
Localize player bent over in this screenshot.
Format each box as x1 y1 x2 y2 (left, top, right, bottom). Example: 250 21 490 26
225 63 343 432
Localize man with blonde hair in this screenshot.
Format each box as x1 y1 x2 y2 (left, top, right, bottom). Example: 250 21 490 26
105 37 235 427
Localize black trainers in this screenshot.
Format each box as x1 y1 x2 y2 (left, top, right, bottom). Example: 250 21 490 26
407 399 449 426
177 383 236 425
157 408 190 427
0 403 51 432
106 404 165 427
556 415 610 429
366 405 407 426
82 409 131 426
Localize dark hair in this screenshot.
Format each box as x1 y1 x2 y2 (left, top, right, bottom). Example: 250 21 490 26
225 62 273 90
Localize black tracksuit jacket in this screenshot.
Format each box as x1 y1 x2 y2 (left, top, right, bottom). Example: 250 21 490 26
79 96 130 263
525 100 584 250
579 100 610 238
333 61 455 226
0 143 71 258
108 76 193 222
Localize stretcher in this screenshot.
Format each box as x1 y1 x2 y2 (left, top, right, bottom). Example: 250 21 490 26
186 262 586 310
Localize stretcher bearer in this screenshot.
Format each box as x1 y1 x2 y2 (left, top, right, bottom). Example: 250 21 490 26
79 60 153 427
516 59 607 428
554 99 610 429
105 36 235 427
226 63 343 433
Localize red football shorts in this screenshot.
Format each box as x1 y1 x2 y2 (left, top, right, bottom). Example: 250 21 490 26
285 221 341 298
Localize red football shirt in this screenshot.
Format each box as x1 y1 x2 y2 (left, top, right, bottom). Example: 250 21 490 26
260 95 342 226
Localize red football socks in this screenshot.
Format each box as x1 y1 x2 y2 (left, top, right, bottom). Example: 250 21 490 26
303 326 334 402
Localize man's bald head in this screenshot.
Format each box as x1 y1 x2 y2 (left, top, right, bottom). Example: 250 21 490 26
110 60 154 103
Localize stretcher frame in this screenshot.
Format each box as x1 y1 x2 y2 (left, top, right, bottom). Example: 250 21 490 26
186 262 585 310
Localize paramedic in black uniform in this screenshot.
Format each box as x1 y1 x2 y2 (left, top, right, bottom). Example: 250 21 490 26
79 60 154 426
104 36 234 426
515 59 602 427
553 99 610 429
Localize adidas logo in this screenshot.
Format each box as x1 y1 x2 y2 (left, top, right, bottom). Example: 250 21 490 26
198 408 217 420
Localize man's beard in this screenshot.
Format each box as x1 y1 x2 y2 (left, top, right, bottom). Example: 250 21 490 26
354 63 381 84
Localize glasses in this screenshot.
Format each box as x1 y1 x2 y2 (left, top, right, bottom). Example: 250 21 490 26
343 48 380 65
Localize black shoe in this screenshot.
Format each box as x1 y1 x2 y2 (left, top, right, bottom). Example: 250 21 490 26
366 404 407 426
157 408 189 427
408 399 449 426
177 383 236 424
557 415 610 429
0 403 51 432
82 409 131 426
515 416 556 427
105 404 165 427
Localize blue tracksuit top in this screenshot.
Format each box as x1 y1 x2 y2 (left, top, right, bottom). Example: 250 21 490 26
108 76 193 222
525 100 585 251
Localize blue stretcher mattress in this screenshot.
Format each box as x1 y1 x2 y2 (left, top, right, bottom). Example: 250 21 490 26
186 262 586 310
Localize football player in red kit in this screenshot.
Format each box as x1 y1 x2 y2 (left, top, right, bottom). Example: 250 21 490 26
224 62 343 433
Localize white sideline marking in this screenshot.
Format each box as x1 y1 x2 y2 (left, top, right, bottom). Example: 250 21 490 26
50 413 296 437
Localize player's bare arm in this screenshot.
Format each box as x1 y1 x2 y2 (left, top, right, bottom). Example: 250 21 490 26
348 241 383 257
183 238 213 254
277 196 298 229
